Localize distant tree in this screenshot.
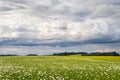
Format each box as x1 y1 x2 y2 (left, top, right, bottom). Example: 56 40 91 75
53 51 119 56
83 51 119 56
6 54 18 56
0 54 18 56
27 54 38 56
53 52 88 56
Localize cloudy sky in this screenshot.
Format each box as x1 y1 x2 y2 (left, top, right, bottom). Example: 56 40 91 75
0 0 120 55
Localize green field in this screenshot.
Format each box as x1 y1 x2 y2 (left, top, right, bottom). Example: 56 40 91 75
0 56 120 80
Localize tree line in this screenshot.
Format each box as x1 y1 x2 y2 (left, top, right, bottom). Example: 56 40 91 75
0 54 18 56
53 51 120 56
0 51 119 56
0 53 38 56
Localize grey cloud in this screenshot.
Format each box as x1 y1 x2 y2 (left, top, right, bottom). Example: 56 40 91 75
35 5 50 13
93 4 120 18
51 0 60 6
106 0 120 5
16 25 32 32
4 0 27 4
58 22 68 30
0 7 14 12
0 0 120 48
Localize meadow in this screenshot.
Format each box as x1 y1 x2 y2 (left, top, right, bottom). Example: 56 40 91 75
0 56 120 80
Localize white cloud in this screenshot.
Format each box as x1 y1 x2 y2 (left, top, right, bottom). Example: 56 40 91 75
0 0 120 45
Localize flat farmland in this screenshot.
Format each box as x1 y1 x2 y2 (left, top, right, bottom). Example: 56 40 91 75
0 56 120 80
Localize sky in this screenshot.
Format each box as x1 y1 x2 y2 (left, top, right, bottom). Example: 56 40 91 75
0 0 120 55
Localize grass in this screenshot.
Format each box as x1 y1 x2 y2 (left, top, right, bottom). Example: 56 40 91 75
0 56 120 80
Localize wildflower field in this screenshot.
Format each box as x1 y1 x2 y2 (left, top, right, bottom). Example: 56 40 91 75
0 56 120 80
